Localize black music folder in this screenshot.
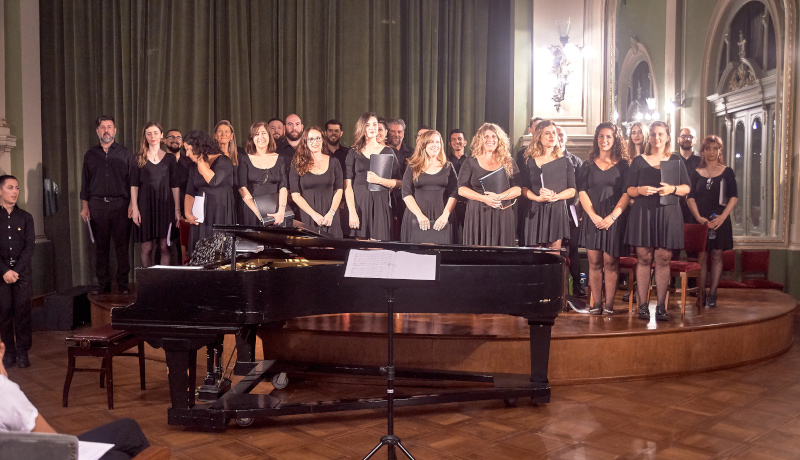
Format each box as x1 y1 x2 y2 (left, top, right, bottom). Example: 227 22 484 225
540 157 570 193
479 167 515 208
368 153 395 191
719 178 729 206
659 159 681 206
253 194 294 225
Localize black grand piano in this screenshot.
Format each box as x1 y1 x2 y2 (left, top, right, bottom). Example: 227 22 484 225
112 225 564 430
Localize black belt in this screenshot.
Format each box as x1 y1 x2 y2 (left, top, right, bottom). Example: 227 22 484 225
91 196 125 202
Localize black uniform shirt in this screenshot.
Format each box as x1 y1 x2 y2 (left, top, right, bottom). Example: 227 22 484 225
80 142 135 201
175 153 193 216
447 152 468 175
0 206 35 275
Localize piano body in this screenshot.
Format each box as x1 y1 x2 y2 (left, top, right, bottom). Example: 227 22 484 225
112 226 565 430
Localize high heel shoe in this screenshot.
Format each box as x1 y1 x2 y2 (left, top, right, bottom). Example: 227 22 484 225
706 294 717 308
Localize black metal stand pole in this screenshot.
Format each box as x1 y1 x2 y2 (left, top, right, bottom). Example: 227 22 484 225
363 287 415 460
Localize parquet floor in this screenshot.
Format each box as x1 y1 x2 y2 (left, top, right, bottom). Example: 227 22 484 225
9 307 800 459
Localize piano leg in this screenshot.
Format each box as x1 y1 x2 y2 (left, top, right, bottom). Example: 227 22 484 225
162 339 199 410
204 343 216 386
528 320 553 403
213 338 223 381
234 325 257 375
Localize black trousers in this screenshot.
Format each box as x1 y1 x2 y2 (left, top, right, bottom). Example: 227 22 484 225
0 267 32 353
564 222 582 284
77 418 150 460
89 198 131 289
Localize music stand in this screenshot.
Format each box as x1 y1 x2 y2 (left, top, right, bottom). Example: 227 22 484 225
343 249 440 460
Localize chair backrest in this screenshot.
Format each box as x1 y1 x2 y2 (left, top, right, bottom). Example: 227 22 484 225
742 250 770 278
721 250 736 272
0 432 78 460
683 223 708 254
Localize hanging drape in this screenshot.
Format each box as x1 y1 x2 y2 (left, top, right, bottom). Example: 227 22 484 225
39 0 509 288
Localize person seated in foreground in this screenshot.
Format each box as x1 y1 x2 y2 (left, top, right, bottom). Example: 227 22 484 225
0 342 151 460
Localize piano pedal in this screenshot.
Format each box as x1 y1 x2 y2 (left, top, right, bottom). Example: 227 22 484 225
196 378 232 402
271 372 289 390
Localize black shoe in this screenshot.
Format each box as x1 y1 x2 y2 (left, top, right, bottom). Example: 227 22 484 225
2 350 16 368
656 304 669 321
622 291 630 302
16 351 30 368
638 303 650 320
706 295 717 308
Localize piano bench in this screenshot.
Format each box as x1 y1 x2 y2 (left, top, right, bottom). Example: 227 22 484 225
62 325 146 410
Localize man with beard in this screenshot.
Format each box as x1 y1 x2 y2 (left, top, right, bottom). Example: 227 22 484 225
448 129 468 244
387 119 412 239
677 126 701 223
325 119 349 169
164 129 191 264
557 125 586 297
268 118 286 146
80 115 136 294
277 114 303 161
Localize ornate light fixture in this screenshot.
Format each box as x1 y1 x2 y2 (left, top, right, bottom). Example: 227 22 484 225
548 18 588 113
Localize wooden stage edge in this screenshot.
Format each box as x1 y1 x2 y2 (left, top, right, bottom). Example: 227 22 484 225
92 288 796 385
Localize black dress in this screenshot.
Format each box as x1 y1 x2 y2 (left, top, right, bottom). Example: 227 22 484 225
577 161 630 257
688 167 737 251
132 155 178 242
458 157 519 246
237 153 288 227
345 147 400 241
400 164 459 244
624 154 689 249
186 155 237 255
289 158 344 238
521 157 575 246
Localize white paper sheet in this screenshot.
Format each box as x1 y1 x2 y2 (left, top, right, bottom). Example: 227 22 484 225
78 441 115 460
344 249 437 281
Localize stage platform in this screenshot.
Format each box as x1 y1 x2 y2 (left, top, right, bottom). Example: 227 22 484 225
91 288 796 384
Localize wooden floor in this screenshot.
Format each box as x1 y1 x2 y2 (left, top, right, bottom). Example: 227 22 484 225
10 298 800 459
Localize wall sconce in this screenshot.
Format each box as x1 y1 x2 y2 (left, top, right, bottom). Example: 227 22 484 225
548 19 590 113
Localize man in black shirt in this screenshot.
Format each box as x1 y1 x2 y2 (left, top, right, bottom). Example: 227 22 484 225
387 119 412 239
677 127 701 223
268 118 286 146
276 114 303 162
556 126 586 297
80 115 136 294
447 129 468 244
325 119 350 169
0 175 35 368
165 128 191 264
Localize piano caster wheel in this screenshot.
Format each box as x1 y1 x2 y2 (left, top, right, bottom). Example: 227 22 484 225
503 397 518 407
236 417 254 427
272 372 289 390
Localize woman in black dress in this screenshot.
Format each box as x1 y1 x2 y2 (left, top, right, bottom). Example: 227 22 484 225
183 130 237 257
520 120 576 250
458 123 521 246
401 129 458 244
577 123 631 314
215 120 244 221
688 135 738 308
130 122 180 267
238 121 288 226
344 112 401 241
290 127 343 236
625 121 690 321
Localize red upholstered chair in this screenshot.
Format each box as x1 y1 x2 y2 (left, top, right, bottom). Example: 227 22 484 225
668 223 707 318
710 250 748 288
741 250 785 290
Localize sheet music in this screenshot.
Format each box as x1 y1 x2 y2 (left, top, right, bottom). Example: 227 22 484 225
78 441 115 460
192 192 205 223
569 204 579 227
344 249 437 281
84 217 95 243
166 222 172 246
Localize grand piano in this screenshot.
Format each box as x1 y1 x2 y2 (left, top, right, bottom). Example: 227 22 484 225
112 225 565 430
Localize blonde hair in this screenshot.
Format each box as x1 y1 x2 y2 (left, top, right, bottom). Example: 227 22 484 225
644 121 672 158
408 130 448 182
524 120 563 161
137 121 164 168
214 120 239 166
470 123 514 177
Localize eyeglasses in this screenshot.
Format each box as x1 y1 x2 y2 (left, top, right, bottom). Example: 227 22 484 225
308 137 323 143
166 136 182 140
706 178 713 190
679 135 694 140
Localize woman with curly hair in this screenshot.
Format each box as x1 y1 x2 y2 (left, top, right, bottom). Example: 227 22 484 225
290 126 343 237
520 120 576 250
457 123 521 246
344 112 401 241
400 130 458 244
183 130 237 256
577 123 631 314
130 121 180 267
238 121 288 226
625 121 690 321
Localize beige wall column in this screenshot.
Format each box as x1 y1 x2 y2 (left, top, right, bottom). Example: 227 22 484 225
0 0 18 173
510 0 533 145
664 0 679 140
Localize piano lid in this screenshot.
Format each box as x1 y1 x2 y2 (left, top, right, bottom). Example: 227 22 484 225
214 224 563 266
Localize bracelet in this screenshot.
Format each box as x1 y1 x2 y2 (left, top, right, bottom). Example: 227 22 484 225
279 205 286 209
672 185 677 195
328 210 335 216
610 214 617 222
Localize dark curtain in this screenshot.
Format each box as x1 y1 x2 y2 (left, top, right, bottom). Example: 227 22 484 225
40 0 509 289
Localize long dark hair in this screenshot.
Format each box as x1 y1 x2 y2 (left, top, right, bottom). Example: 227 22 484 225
184 130 224 162
589 123 629 163
352 112 378 152
293 127 326 176
245 121 276 156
